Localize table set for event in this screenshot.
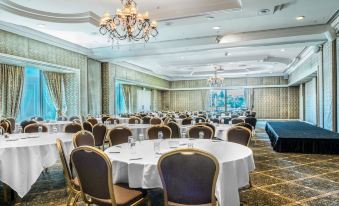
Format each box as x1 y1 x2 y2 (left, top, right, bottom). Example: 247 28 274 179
105 139 255 206
0 119 255 206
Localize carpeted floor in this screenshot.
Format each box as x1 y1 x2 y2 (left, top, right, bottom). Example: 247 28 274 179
1 121 338 206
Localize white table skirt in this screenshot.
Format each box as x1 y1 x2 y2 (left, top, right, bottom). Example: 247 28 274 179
107 124 232 140
105 139 255 206
0 132 73 197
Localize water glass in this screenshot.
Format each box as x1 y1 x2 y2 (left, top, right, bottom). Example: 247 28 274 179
38 125 43 133
154 140 161 154
114 120 117 126
0 127 3 136
181 132 186 139
158 131 163 139
199 131 205 139
17 126 22 133
128 136 136 154
138 133 144 142
53 125 58 133
135 120 138 124
187 141 194 148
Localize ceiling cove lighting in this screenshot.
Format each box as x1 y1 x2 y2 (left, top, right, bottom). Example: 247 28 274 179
213 26 221 30
207 66 224 88
99 0 158 43
296 16 305 20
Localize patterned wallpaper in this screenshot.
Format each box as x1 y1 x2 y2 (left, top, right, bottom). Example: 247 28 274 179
63 72 80 116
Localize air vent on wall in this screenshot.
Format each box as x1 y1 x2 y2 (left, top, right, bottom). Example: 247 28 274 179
273 2 292 14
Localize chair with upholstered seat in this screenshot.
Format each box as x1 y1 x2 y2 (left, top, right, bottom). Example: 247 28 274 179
128 117 142 124
231 114 239 119
231 118 244 124
166 122 180 139
106 117 120 124
158 148 219 206
142 116 151 124
64 123 82 133
150 117 162 125
195 117 206 124
220 117 231 124
251 111 256 117
181 118 193 125
93 124 107 150
82 121 93 132
71 146 150 206
107 126 133 146
178 114 187 119
20 120 37 131
0 120 11 133
101 115 111 123
73 130 95 148
227 126 252 146
24 123 48 133
244 117 257 129
197 122 216 138
236 122 253 132
210 118 220 124
188 125 213 139
69 116 80 121
147 125 172 140
87 118 98 126
56 138 81 205
57 116 68 121
5 118 15 133
31 116 44 121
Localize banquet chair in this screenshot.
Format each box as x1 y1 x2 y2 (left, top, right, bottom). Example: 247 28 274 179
220 117 231 124
57 116 68 121
227 126 252 147
251 111 257 117
31 116 44 121
87 118 98 126
142 116 151 124
101 115 111 123
147 125 172 140
24 123 48 133
93 124 107 150
210 118 220 124
188 125 213 139
71 146 150 206
244 117 257 129
197 122 216 138
231 118 244 124
166 122 180 139
69 116 80 121
56 138 81 206
178 114 187 119
150 117 162 125
0 120 11 133
181 118 193 125
64 123 82 133
236 122 253 132
195 117 206 124
107 126 133 146
231 114 239 119
106 117 120 124
82 121 93 132
5 117 15 133
20 120 37 131
73 131 95 148
158 148 219 206
128 117 142 124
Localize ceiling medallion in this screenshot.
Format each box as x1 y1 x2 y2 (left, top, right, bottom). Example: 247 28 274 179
99 0 158 44
207 66 224 88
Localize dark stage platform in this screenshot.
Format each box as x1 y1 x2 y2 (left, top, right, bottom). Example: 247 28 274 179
265 121 339 154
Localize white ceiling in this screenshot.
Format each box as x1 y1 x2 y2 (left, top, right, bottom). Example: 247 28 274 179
0 0 338 80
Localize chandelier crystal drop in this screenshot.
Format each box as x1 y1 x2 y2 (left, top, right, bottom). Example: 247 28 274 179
99 0 158 43
207 66 224 88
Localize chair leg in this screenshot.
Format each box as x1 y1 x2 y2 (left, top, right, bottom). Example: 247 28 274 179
72 192 81 206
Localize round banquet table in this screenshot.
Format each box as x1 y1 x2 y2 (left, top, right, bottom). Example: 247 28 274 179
107 123 232 140
105 139 255 206
0 132 73 197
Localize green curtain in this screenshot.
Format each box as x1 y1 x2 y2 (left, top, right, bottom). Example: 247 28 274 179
122 84 131 113
0 64 24 118
43 71 64 116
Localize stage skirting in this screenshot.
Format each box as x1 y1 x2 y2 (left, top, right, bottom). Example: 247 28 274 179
265 121 339 154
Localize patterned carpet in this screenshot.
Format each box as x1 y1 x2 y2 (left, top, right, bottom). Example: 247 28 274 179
1 121 338 206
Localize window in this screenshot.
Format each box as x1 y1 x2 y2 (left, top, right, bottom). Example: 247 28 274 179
210 90 226 113
226 89 246 112
115 82 126 114
209 89 246 113
17 67 56 121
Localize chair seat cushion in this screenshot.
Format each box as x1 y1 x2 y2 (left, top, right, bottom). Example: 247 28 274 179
168 202 212 206
114 183 146 206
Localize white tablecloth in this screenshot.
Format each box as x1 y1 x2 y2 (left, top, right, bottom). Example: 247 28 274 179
107 124 232 140
105 139 255 206
0 132 73 197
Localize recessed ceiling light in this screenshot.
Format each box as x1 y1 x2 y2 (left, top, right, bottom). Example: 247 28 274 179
225 52 230 56
206 16 215 20
213 26 221 30
37 23 45 28
281 49 285 52
258 9 270 15
296 16 305 20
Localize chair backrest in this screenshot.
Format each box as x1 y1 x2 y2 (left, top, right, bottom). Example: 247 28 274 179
142 116 151 124
147 125 172 140
69 116 80 121
24 123 48 133
251 111 256 117
181 118 193 125
83 121 93 132
231 118 244 124
20 120 37 130
6 117 15 133
0 120 11 133
195 117 206 124
57 116 68 121
101 116 111 123
220 117 231 124
107 126 132 146
236 122 253 132
64 123 82 133
230 114 239 119
210 118 220 124
87 118 98 126
244 117 257 128
158 149 219 206
56 138 73 183
106 118 120 124
166 122 180 138
93 124 107 147
150 117 162 125
178 114 187 119
227 126 252 146
188 125 213 139
73 130 95 148
128 117 142 124
31 116 44 121
197 122 216 138
71 146 116 205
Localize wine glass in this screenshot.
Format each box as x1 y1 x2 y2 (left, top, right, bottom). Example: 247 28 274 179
158 131 163 139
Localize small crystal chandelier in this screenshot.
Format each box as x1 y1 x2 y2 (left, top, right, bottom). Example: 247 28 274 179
99 0 158 44
207 66 224 88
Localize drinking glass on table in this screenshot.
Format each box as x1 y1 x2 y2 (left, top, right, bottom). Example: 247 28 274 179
17 125 22 133
128 136 136 154
158 131 163 140
53 125 58 133
199 131 205 139
154 140 161 155
0 127 3 137
138 133 144 142
38 125 43 133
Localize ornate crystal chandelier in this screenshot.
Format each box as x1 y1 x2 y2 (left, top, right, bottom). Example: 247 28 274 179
99 0 158 43
207 66 224 88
